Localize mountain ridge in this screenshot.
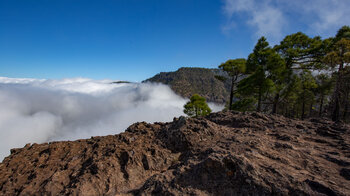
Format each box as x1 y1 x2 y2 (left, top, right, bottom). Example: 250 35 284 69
143 67 230 103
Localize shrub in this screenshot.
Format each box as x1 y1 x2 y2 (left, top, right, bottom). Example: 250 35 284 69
183 94 211 117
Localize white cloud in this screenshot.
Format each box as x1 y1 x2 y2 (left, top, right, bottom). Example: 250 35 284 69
0 77 224 161
247 5 285 41
223 0 255 17
280 0 350 36
222 0 350 42
222 0 286 42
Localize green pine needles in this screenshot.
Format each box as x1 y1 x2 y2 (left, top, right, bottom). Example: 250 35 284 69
214 25 350 122
183 94 212 117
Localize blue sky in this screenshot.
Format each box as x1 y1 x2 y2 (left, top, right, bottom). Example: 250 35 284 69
0 0 349 81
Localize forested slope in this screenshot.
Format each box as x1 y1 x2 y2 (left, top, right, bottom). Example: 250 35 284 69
144 67 230 103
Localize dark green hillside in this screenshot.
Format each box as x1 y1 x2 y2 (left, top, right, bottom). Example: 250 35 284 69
143 67 230 103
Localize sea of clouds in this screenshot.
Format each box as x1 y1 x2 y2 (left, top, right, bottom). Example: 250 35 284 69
0 77 223 161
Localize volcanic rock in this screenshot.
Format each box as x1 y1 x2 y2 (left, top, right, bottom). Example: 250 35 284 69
0 111 349 195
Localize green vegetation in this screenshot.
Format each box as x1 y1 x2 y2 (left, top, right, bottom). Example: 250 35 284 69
144 67 231 103
218 25 350 122
144 26 349 122
218 58 246 110
183 94 211 117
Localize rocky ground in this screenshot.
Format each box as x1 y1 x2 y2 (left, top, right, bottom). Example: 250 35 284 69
0 111 349 195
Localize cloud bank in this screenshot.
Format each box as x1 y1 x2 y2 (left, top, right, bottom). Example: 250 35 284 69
222 0 350 42
0 77 223 161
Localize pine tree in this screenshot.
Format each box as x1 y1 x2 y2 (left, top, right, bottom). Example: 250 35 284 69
325 28 350 121
183 94 212 117
236 37 284 112
274 32 325 116
218 58 246 110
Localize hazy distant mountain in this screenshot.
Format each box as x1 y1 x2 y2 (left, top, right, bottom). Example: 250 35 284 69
143 67 230 103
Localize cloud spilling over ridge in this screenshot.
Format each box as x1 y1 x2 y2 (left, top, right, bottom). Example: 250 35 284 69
0 77 223 161
222 0 350 42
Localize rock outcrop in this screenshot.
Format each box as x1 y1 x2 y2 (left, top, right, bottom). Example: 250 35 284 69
143 67 231 103
0 111 350 195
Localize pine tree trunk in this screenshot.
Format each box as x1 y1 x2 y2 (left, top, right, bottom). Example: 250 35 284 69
257 86 262 112
332 70 342 121
284 106 288 117
332 98 340 121
332 54 344 122
272 93 279 114
301 89 305 120
343 90 349 121
309 103 313 118
319 94 324 117
229 76 235 110
301 101 305 120
291 104 296 118
343 101 348 121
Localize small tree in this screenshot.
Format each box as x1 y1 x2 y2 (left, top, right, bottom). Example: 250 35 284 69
184 94 212 117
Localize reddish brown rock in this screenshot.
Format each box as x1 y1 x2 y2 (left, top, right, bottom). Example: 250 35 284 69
0 111 349 195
